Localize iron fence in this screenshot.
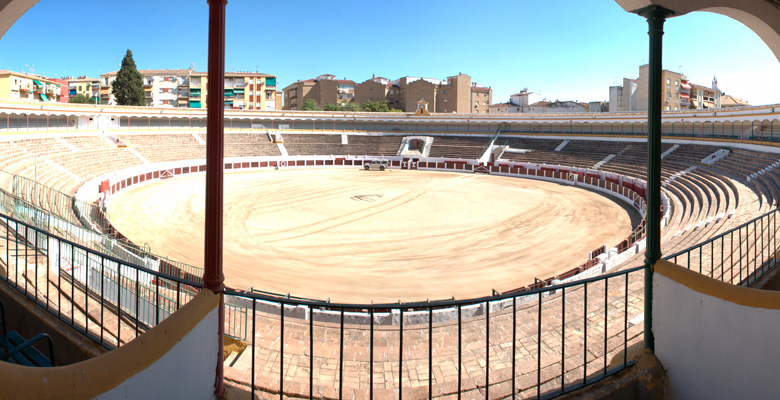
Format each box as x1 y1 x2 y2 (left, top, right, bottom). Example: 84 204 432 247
0 173 204 285
664 208 780 286
0 213 200 350
223 265 646 399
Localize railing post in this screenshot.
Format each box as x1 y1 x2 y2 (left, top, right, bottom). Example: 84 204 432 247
205 0 227 397
637 4 674 353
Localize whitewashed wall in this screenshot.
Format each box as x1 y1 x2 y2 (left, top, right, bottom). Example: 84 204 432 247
654 270 780 399
95 306 219 400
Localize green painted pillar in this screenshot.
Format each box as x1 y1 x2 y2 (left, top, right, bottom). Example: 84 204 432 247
638 5 673 353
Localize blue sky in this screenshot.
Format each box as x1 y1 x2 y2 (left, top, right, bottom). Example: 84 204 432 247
1 0 779 105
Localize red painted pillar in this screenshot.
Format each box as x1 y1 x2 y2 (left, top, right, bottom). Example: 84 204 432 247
205 0 227 397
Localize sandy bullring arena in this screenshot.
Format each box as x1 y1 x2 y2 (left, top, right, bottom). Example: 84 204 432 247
107 168 634 303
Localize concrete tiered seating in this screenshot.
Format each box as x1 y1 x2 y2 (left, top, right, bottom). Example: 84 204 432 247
283 133 402 157
119 134 206 163
206 133 281 158
428 136 491 159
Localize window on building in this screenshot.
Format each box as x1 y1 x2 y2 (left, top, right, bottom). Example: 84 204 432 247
675 80 679 86
266 91 273 100
666 106 671 111
443 99 448 103
666 78 670 84
443 90 447 94
674 106 678 110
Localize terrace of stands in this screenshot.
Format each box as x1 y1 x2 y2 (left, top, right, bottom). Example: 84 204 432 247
0 130 777 398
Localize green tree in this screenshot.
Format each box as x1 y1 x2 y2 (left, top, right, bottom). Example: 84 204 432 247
342 101 361 112
111 49 145 106
300 98 321 111
323 102 340 111
68 94 97 104
362 100 391 112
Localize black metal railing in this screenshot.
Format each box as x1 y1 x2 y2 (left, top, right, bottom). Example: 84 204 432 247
223 265 646 399
0 213 200 350
664 209 780 287
0 210 647 398
0 174 204 285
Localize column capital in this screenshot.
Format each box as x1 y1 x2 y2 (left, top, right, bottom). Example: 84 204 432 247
634 4 675 20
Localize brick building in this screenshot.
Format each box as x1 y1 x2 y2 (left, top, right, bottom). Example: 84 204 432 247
282 74 356 110
286 73 492 113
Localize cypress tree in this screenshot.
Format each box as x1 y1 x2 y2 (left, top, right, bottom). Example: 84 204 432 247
112 49 145 106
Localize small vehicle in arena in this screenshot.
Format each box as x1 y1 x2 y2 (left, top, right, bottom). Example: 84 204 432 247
364 159 390 171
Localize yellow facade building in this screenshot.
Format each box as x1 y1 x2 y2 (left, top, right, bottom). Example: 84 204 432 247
99 69 278 109
0 70 61 103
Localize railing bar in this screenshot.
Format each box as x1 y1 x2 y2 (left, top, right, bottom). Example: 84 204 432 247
458 304 462 400
486 299 490 399
623 273 628 367
739 229 743 285
339 307 344 400
136 270 140 337
721 236 725 285
537 291 542 400
561 286 566 393
57 240 62 319
85 250 89 335
100 257 105 344
583 282 588 384
252 299 256 400
25 226 28 295
281 301 285 400
14 222 18 289
512 295 517 399
71 244 74 326
155 273 160 326
429 306 433 400
34 227 38 303
603 277 608 376
369 308 373 400
399 308 404 400
117 262 122 346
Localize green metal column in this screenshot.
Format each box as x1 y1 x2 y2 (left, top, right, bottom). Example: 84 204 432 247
638 5 673 353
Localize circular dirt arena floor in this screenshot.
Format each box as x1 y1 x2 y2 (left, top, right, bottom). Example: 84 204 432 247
107 168 634 303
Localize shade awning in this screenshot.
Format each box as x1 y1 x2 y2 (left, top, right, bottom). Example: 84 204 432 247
33 79 43 86
189 100 202 108
39 93 49 101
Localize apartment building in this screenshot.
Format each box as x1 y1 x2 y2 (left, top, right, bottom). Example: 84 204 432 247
374 73 491 113
283 74 356 110
0 70 61 102
489 89 543 114
608 78 637 112
285 73 491 113
67 76 100 103
100 69 278 109
610 65 727 112
47 78 70 102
